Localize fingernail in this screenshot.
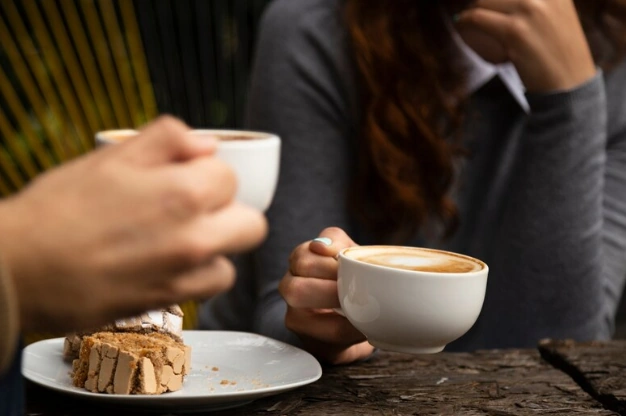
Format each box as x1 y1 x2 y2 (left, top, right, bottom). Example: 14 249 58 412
452 13 461 22
312 237 332 246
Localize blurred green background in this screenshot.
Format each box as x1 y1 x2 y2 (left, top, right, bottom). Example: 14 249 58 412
0 0 272 195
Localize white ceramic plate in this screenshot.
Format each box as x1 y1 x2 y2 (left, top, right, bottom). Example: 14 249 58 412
23 330 322 413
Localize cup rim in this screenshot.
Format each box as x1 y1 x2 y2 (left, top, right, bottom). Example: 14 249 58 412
95 129 139 144
189 129 280 149
96 128 280 147
338 245 488 276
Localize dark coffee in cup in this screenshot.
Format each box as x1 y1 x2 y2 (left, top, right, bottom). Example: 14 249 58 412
214 135 266 141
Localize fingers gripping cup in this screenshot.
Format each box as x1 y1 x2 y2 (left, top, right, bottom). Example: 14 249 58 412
95 129 281 212
337 246 488 354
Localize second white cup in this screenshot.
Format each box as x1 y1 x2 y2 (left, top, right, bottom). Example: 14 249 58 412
95 129 281 212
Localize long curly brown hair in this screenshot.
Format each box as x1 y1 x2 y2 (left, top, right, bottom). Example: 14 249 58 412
344 0 626 244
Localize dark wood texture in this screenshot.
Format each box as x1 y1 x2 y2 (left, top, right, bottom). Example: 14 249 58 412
226 349 615 416
26 347 618 416
540 339 626 415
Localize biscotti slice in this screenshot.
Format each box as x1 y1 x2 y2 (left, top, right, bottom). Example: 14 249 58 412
71 331 191 394
64 305 184 361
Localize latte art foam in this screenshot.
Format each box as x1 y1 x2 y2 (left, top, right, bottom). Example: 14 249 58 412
346 246 483 273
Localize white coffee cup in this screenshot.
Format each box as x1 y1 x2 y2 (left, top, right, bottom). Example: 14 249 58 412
337 245 488 354
95 129 281 212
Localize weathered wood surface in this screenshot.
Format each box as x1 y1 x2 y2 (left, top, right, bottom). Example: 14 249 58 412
26 346 620 416
223 349 615 416
539 339 626 415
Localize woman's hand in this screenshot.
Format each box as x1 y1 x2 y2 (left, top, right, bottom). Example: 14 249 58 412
279 227 375 365
456 0 597 93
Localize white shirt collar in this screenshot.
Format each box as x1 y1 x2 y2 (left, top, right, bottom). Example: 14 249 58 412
450 27 530 113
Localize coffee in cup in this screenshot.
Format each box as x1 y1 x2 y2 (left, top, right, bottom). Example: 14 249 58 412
348 246 484 273
337 245 488 354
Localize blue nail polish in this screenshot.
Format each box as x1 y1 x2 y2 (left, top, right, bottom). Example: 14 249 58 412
313 237 332 246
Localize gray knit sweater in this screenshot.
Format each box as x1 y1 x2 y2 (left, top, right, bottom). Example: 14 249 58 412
199 0 626 351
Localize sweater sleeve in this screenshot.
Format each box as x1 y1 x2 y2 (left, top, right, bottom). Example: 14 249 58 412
198 0 358 344
489 63 626 343
0 258 20 376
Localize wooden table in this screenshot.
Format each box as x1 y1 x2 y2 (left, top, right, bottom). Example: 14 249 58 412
25 339 626 415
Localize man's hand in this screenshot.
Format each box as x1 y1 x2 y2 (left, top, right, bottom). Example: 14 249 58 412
0 116 267 332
